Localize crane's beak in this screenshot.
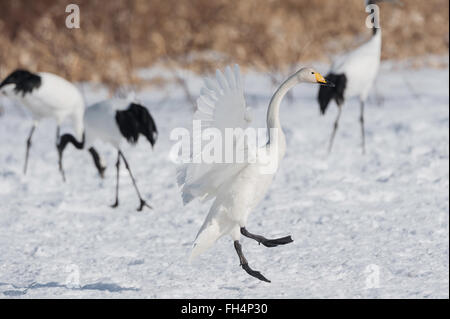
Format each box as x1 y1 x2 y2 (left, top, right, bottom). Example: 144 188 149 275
315 73 335 87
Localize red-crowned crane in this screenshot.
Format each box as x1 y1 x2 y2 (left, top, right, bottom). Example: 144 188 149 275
318 0 400 154
0 69 85 179
58 98 158 211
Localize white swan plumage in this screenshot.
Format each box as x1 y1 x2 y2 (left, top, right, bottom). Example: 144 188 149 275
178 65 333 282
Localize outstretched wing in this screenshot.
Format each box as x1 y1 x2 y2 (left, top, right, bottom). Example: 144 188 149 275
195 65 251 132
177 65 252 205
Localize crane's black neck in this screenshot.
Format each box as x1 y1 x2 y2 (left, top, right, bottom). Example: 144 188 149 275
372 27 379 36
58 133 85 155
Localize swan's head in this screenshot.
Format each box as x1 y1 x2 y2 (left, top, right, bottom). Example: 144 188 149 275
296 68 335 87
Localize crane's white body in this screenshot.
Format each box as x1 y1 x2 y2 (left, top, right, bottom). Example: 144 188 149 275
178 66 319 260
1 72 85 140
331 29 382 102
84 98 131 149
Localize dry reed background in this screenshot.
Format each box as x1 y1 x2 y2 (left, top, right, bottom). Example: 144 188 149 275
0 0 448 90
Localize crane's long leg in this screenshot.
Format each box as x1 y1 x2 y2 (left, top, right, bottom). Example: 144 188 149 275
88 147 106 179
328 104 343 154
360 101 366 155
118 150 152 211
234 241 270 283
23 125 36 175
111 150 120 208
56 126 66 182
241 227 293 248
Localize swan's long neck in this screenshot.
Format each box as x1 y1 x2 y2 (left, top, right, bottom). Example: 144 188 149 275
267 74 299 146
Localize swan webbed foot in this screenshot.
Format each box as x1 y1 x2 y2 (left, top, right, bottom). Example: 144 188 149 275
241 263 271 283
111 200 119 209
241 227 294 248
260 236 294 248
234 240 271 283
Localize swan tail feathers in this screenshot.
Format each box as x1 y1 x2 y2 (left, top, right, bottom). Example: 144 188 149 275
189 222 223 262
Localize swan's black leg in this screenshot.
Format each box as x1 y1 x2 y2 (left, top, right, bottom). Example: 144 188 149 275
234 241 270 283
118 150 152 211
56 126 66 182
328 103 343 154
360 101 366 155
241 227 293 248
23 125 36 175
111 150 120 208
88 147 106 178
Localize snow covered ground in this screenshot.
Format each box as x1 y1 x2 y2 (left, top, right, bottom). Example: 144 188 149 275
0 61 448 299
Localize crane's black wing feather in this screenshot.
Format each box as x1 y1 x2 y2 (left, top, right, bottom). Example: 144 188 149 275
0 69 42 97
115 103 158 147
318 73 347 114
